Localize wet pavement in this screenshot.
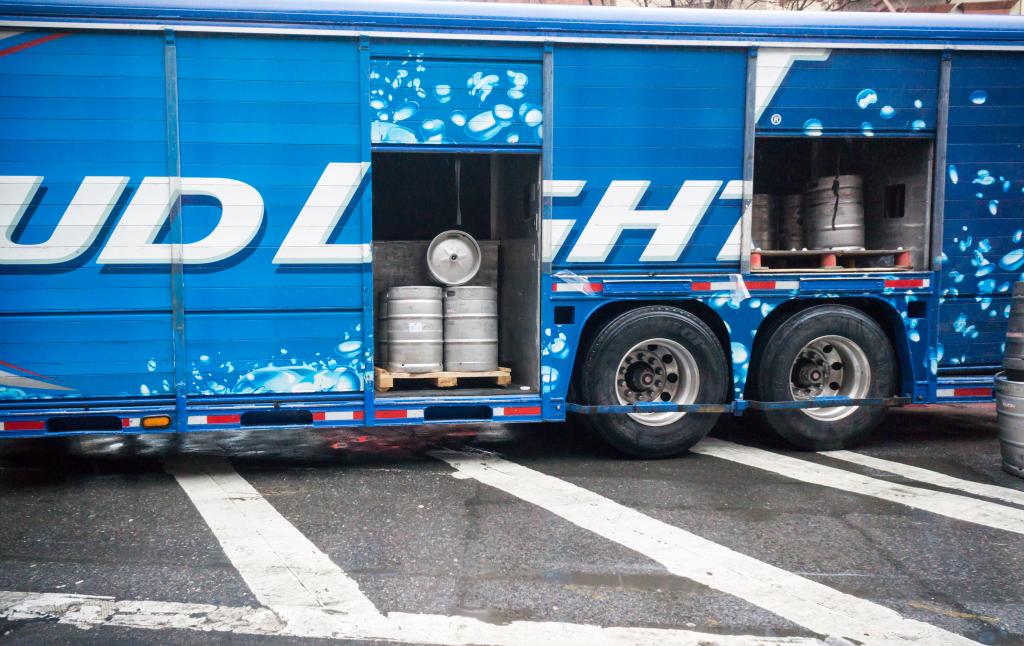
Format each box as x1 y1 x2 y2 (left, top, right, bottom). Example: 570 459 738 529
0 404 1021 645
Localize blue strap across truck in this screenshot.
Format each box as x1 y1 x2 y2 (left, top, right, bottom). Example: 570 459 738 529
567 396 911 416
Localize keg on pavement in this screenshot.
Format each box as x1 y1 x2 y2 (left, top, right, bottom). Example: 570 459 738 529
996 372 1024 478
443 286 498 372
385 286 443 373
426 230 482 286
1004 282 1024 372
751 194 778 250
802 174 866 250
779 194 803 251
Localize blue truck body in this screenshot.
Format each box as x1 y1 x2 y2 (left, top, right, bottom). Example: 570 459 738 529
0 0 1022 437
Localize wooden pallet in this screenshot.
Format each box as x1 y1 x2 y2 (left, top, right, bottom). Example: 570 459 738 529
751 248 913 272
375 366 511 391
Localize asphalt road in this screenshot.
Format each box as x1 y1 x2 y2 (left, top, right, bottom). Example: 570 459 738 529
0 405 1021 645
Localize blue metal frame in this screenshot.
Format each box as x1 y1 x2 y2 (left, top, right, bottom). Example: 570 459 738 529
4 0 1024 46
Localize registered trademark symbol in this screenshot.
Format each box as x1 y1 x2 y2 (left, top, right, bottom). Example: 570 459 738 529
770 113 782 125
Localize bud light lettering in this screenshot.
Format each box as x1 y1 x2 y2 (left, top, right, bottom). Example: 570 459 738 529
0 175 127 265
566 180 723 263
273 162 371 264
98 176 263 265
0 165 741 266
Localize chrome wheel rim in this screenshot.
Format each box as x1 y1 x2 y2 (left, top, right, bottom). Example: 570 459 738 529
615 338 699 426
789 334 871 422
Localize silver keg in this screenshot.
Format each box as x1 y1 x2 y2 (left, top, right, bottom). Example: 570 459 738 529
443 286 498 372
1004 282 1024 372
751 194 778 250
802 175 866 250
779 194 803 250
385 285 443 373
426 230 482 286
996 372 1024 478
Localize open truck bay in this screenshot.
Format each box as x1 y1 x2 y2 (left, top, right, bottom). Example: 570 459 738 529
1 0 1023 456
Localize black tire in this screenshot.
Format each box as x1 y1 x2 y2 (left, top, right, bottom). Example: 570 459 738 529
579 306 728 458
754 305 896 451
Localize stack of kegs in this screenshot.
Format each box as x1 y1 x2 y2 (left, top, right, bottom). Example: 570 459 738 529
779 193 803 251
801 174 866 250
379 230 498 374
996 282 1024 478
751 194 778 250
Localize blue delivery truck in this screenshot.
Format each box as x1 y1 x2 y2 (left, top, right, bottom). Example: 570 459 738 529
1 0 1023 457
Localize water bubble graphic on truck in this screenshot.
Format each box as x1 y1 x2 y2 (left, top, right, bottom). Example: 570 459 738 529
468 72 500 101
948 165 959 184
369 59 539 145
970 90 988 105
802 119 823 136
434 84 451 103
541 366 559 394
731 342 750 386
1000 249 1024 272
393 102 418 122
507 70 528 100
856 89 878 109
879 105 895 119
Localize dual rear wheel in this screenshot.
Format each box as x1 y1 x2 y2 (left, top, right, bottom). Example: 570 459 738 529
578 304 896 457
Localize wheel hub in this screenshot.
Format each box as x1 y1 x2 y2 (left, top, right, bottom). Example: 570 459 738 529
625 362 657 391
789 335 869 422
615 339 699 426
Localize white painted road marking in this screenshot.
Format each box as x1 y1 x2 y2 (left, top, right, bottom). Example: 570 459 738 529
163 455 385 622
0 590 828 645
824 450 1024 508
432 449 976 646
164 454 832 645
693 438 1024 536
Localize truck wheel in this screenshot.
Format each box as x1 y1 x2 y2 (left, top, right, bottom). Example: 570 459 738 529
580 306 728 458
755 305 895 451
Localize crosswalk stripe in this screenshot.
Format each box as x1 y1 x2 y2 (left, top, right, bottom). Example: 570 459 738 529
164 454 829 645
823 450 1024 508
0 589 829 646
163 454 385 622
692 438 1024 536
432 449 975 645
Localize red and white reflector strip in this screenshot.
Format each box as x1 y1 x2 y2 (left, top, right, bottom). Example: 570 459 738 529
312 411 364 422
552 282 603 293
690 279 799 292
0 420 45 431
493 406 542 418
884 278 930 289
374 409 424 420
122 417 142 430
187 414 241 426
689 281 736 292
937 387 993 398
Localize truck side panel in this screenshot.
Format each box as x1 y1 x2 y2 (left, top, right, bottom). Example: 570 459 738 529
939 51 1024 370
548 45 747 274
0 31 173 400
176 34 367 398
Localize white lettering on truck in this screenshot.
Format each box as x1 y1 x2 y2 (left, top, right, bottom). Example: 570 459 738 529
0 164 742 266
